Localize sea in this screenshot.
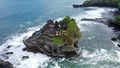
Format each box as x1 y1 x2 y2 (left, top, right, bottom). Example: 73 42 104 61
0 0 120 68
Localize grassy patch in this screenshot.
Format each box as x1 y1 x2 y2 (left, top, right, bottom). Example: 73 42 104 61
52 37 64 44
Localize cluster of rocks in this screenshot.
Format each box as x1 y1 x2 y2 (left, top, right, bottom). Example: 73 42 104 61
23 19 80 57
0 60 13 68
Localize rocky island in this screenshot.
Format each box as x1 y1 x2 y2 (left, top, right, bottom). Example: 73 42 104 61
23 16 82 57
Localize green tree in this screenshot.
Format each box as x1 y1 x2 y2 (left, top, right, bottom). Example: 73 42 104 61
62 16 71 24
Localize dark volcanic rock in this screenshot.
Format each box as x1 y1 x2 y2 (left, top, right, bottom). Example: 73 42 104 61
23 19 80 57
81 18 95 21
73 3 117 8
81 18 108 24
22 48 27 51
22 56 29 60
117 44 120 48
5 52 13 55
73 0 118 8
23 34 79 57
111 37 117 41
73 4 82 8
0 60 13 68
7 46 12 49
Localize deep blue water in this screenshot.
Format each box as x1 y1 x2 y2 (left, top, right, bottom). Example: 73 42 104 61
0 0 85 44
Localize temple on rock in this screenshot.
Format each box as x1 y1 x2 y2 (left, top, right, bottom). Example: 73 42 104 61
23 16 82 57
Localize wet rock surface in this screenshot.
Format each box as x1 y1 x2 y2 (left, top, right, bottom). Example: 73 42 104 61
5 52 13 55
24 34 80 57
22 56 29 60
0 60 13 68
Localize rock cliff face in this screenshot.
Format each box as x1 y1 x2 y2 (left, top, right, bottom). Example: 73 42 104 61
23 16 81 57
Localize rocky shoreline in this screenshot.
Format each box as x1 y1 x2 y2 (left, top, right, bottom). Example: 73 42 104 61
81 10 115 25
73 0 118 8
84 12 120 48
73 0 120 48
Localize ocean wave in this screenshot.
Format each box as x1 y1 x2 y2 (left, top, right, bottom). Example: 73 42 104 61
80 48 120 67
0 24 50 68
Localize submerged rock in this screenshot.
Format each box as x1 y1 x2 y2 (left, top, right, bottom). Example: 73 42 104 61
118 44 120 48
22 56 29 60
22 48 27 51
111 37 117 41
23 16 81 57
0 60 13 68
5 52 13 55
7 46 12 49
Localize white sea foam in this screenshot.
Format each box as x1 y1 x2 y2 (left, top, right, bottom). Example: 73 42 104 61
81 48 120 65
74 7 104 21
72 8 106 32
74 7 120 67
53 62 60 68
0 25 51 68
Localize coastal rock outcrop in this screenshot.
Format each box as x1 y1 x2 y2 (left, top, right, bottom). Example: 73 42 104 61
73 0 118 8
73 0 120 48
23 16 82 57
0 60 13 68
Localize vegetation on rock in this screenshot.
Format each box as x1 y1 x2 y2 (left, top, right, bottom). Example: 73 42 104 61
115 15 120 25
79 0 120 8
83 0 120 6
52 16 81 46
52 37 64 44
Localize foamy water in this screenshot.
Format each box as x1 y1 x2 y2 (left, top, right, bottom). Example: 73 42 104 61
0 7 120 68
0 25 51 68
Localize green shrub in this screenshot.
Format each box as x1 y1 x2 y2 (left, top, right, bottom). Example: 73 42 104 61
62 16 71 24
62 16 82 46
52 37 64 44
52 16 82 45
115 15 120 25
66 18 81 38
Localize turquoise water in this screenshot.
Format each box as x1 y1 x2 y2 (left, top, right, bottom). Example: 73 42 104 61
0 0 84 44
0 0 120 68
